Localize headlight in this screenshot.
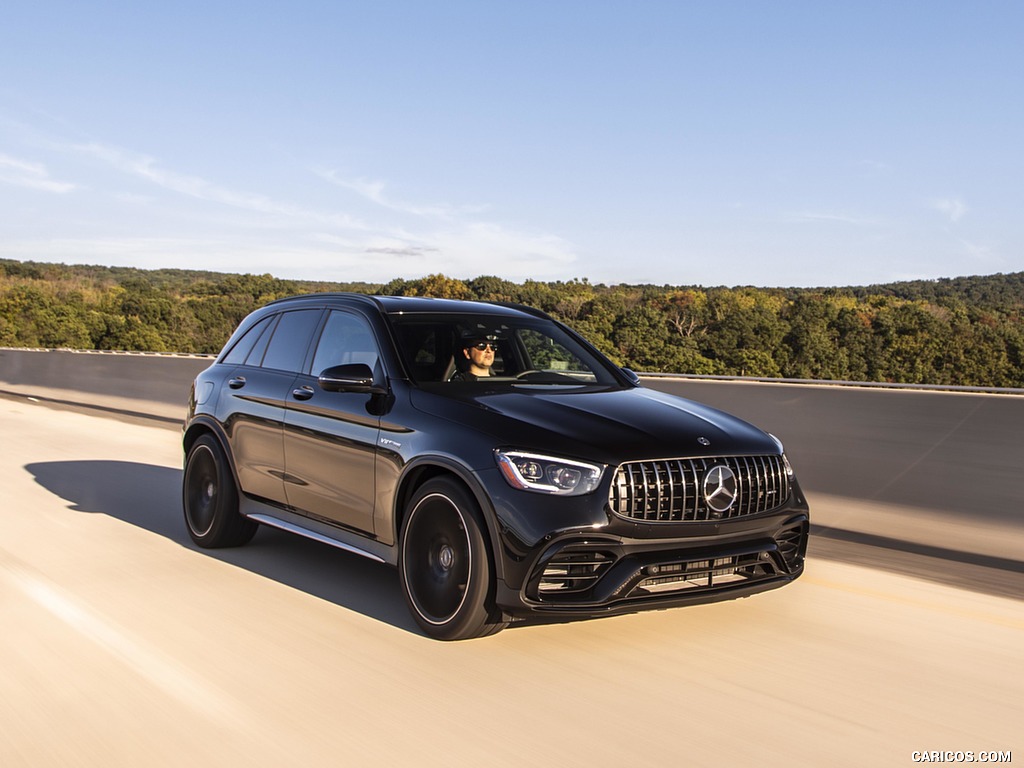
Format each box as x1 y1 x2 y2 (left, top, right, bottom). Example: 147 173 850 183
495 450 604 496
768 434 796 479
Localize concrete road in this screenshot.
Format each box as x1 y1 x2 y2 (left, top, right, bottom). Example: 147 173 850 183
0 397 1020 767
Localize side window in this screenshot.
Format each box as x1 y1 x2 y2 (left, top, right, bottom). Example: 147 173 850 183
310 311 380 376
260 309 322 372
393 323 446 381
221 316 273 366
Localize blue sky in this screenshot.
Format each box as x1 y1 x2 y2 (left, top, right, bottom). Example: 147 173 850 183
1 1 1021 288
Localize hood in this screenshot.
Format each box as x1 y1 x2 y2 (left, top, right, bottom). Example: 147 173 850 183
411 384 778 465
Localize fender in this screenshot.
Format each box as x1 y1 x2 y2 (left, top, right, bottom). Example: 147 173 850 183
390 453 507 582
182 415 242 490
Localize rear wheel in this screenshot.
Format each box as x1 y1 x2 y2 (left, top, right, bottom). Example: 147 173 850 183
183 434 257 548
399 478 506 640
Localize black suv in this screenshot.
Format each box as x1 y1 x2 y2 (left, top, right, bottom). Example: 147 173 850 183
182 293 809 639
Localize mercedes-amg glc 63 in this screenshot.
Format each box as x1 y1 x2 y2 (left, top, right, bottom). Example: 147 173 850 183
182 294 809 639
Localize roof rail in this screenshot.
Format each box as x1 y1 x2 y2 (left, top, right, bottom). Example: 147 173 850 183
490 301 552 319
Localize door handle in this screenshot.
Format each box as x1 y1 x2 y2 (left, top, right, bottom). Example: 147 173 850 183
228 376 246 389
291 386 315 401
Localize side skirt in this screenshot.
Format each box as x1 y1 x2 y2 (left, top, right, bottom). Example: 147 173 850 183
240 497 396 566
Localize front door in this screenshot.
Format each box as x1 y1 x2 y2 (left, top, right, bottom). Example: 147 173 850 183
282 310 383 534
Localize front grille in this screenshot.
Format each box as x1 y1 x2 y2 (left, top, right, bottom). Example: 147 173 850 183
609 455 790 523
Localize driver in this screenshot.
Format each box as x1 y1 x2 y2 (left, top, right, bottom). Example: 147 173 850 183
451 336 496 381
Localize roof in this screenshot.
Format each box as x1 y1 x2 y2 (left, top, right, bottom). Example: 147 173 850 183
266 292 550 319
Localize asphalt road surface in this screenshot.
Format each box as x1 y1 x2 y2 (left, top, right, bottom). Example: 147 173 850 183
1 396 1020 767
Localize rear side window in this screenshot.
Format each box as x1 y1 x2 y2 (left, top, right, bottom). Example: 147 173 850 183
244 317 276 366
221 316 274 366
260 309 322 372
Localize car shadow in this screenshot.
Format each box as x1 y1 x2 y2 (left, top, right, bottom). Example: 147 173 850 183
25 459 421 635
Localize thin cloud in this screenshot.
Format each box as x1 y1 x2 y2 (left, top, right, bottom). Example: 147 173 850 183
68 142 364 228
320 224 577 280
931 197 968 223
0 153 76 193
313 169 579 278
426 222 577 277
858 159 892 174
365 245 441 257
0 235 374 276
0 221 579 283
315 169 487 219
958 238 999 266
787 210 879 226
14 136 580 281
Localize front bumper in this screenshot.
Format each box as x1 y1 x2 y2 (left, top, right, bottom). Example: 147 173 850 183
493 507 808 620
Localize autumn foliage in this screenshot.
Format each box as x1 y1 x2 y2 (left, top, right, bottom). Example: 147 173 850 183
2 259 1022 388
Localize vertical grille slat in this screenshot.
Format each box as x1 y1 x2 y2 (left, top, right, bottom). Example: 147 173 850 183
754 456 766 517
653 461 664 521
674 459 687 520
749 457 759 516
627 463 641 517
638 464 649 519
609 455 791 523
690 458 704 521
663 461 675 522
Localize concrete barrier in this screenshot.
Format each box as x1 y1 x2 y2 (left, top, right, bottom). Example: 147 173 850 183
642 376 1024 566
2 348 1022 567
0 348 212 422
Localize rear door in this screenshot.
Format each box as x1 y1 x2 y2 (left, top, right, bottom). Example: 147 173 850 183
219 309 322 506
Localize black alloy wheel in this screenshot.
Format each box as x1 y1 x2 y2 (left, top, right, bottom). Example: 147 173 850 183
399 477 506 640
183 434 258 548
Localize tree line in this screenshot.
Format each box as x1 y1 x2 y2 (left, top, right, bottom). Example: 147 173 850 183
2 259 1022 388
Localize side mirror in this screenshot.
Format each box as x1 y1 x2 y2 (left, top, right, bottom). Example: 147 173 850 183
622 368 641 386
318 364 386 394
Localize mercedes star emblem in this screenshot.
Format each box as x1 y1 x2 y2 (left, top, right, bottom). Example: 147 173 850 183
703 465 738 515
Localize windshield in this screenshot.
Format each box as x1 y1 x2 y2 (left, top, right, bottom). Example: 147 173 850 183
387 312 623 387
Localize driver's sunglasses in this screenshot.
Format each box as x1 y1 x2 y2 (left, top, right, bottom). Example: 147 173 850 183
471 342 497 351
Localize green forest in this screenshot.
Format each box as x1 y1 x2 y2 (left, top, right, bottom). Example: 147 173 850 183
2 258 1023 388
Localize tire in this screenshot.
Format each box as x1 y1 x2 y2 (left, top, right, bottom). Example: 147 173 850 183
399 478 507 640
183 434 258 548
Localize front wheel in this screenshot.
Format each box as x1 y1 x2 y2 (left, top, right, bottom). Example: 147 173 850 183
399 478 506 640
183 434 257 548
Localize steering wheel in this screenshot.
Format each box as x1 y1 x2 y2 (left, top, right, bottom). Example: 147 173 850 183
514 370 543 380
